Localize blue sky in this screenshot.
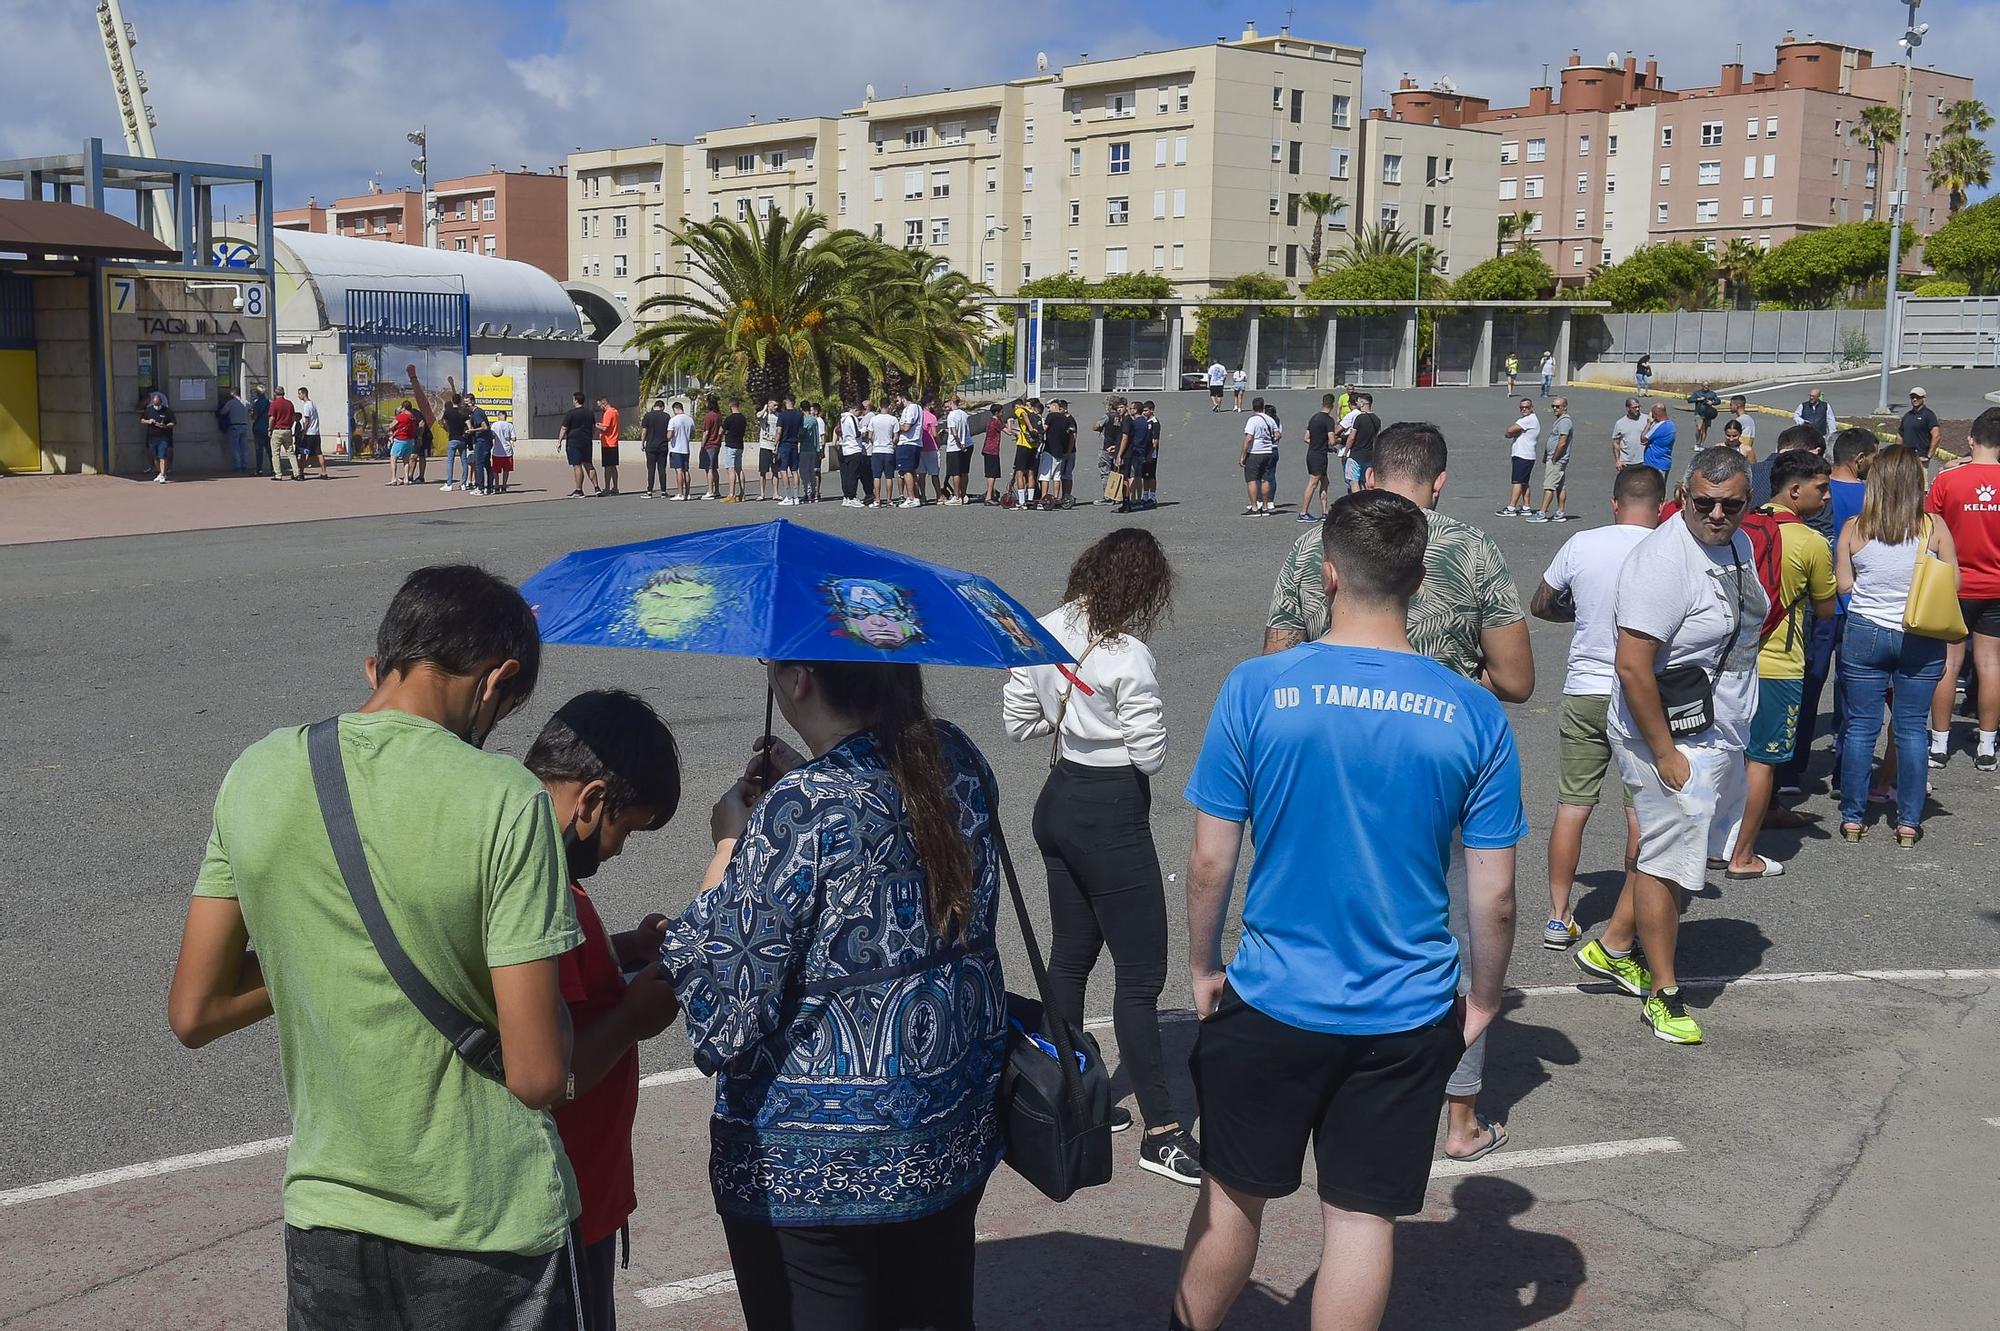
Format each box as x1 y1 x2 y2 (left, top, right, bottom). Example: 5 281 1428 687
2 1 1991 207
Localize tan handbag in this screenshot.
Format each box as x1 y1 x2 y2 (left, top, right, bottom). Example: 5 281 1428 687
1904 518 1968 642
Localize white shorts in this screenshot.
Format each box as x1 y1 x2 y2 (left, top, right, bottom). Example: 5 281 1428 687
1037 451 1062 482
1615 738 1745 890
720 446 743 470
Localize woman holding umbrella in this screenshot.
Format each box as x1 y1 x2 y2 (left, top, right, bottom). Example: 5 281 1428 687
658 657 1009 1331
1002 529 1199 1186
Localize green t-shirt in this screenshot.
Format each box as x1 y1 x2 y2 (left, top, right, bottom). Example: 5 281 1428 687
194 710 581 1255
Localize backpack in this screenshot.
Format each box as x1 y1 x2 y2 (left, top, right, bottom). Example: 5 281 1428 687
1739 506 1801 641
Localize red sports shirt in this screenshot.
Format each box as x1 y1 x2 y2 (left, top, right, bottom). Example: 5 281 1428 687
1927 462 2000 599
551 884 639 1246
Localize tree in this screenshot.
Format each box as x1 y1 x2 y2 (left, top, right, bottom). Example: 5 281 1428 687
1330 222 1421 267
1923 196 2000 293
1943 98 1995 142
1295 191 1348 276
1716 237 1762 308
1447 249 1554 302
1928 135 1994 217
1912 278 1971 297
1091 272 1175 320
1015 273 1093 320
1189 272 1291 365
1849 104 1901 221
1753 220 1916 308
1582 243 1717 311
1495 210 1537 257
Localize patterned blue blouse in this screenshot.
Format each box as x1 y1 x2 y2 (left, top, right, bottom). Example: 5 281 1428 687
661 720 1009 1226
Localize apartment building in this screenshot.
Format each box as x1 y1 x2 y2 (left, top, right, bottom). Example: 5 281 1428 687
568 143 684 327
1421 36 1974 285
1353 114 1501 280
273 170 570 280
322 188 425 245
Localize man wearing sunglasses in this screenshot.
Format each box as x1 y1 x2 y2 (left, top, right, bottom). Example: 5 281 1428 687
1574 448 1768 1046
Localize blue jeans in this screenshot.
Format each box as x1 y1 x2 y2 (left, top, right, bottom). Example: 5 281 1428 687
471 440 493 491
1838 616 1946 828
445 440 467 484
226 423 251 470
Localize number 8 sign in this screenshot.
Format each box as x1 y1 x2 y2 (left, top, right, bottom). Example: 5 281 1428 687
243 285 266 318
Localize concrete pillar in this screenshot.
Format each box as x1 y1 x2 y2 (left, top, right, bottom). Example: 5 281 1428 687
1318 308 1339 388
1398 309 1419 388
1088 304 1105 394
1244 311 1261 391
1475 311 1495 388
1553 309 1573 385
1166 305 1185 391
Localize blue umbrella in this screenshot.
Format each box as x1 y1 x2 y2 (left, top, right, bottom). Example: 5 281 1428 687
522 519 1070 668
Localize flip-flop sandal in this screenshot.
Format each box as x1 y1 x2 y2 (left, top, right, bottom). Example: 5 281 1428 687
1446 1122 1509 1163
1725 858 1786 879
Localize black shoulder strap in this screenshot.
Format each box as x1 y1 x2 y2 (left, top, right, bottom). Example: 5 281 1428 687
305 718 504 1080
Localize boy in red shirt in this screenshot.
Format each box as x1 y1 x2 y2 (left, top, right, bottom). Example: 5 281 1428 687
597 398 624 497
525 690 683 1330
1927 407 2000 771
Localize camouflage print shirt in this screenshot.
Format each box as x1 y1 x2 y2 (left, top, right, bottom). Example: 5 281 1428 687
1266 508 1525 680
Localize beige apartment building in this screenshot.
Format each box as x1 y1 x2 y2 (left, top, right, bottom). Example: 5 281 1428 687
1353 114 1502 280
1396 36 1974 286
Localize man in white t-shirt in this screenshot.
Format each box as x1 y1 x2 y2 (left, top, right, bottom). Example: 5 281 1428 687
894 394 925 508
1529 464 1663 950
666 400 695 500
1206 361 1227 411
295 388 327 479
487 414 516 493
943 395 971 504
1610 398 1648 471
867 402 899 509
1728 395 1757 454
757 399 780 501
1237 396 1281 515
835 403 870 506
1499 398 1540 516
1577 447 1767 1047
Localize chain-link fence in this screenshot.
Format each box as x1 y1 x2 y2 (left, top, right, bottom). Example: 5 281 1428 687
1333 316 1401 388
1431 314 1481 386
1102 319 1171 392
1258 316 1325 389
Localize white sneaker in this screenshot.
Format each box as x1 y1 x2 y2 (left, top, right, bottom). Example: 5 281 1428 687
155 473 168 483
440 482 455 491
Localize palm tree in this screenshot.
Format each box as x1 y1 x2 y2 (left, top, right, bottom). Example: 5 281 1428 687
1716 237 1761 308
1849 104 1901 220
1942 98 1995 142
1495 209 1537 257
1296 191 1349 276
1332 222 1421 267
857 250 993 400
1928 135 1995 217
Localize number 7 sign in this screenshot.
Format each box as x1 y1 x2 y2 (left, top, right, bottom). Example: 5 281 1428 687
106 275 136 314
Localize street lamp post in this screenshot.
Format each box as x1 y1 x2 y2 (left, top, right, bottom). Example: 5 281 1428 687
980 223 1009 292
1877 2 1926 413
1413 173 1453 305
408 127 432 248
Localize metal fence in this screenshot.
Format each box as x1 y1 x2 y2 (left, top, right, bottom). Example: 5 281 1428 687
1102 319 1171 392
1575 310 1881 367
1490 310 1559 384
1333 316 1401 387
1898 296 2000 368
1431 314 1481 386
1042 321 1093 392
1257 316 1324 389
1204 318 1251 381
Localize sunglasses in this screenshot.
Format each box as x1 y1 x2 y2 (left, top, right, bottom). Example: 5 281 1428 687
1688 495 1747 516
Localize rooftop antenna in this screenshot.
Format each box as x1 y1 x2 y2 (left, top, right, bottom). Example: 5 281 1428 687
1036 51 1048 72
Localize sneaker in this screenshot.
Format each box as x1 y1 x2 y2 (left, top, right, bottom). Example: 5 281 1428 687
1552 512 1573 522
779 497 798 506
1642 988 1703 1044
441 482 456 491
1977 749 1998 773
1928 747 1948 770
1575 939 1652 997
567 489 584 498
1495 505 1516 516
1525 511 1551 523
1297 512 1318 523
155 473 168 484
1776 781 1803 797
1109 1106 1133 1134
1138 1128 1203 1187
1243 505 1260 516
1542 916 1581 950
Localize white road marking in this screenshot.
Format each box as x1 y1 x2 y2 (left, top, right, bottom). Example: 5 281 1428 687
4 968 1989 1210
1432 1135 1684 1180
0 1135 293 1208
1983 1117 2000 1129
635 1268 740 1308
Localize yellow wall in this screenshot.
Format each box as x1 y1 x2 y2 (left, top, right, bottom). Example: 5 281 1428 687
0 349 42 473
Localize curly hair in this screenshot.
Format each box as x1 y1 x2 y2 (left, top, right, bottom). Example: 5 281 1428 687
1062 528 1174 641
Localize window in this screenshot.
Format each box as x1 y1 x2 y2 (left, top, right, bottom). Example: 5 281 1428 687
652 250 664 272
1866 161 1878 188
1579 133 1592 156
803 143 815 163
1068 199 1081 225
1499 178 1518 201
1742 196 1755 217
1110 142 1131 175
1442 205 1453 228
1172 188 1186 218
1287 193 1300 226
766 149 787 170
736 153 755 173
1284 243 1298 277
1524 176 1544 199
931 169 950 198
1605 173 1616 195
1660 125 1674 147
1268 193 1281 216
1527 211 1543 234
1109 90 1134 117
1438 253 1451 274
1695 200 1719 223
1765 116 1778 138
1171 243 1185 269
1069 148 1082 176
1021 214 1033 239
1500 141 1519 164
1698 161 1721 185
940 120 964 145
454 201 468 219
613 253 627 276
931 217 950 245
1603 248 1615 263
1177 86 1190 113
1659 164 1672 184
1700 121 1724 146
1175 135 1188 165
711 201 722 218
1153 244 1167 269
1290 88 1304 123
1153 189 1167 219
1422 203 1435 235
1268 244 1279 266
1656 201 1669 224
1023 261 1034 280
1288 141 1302 173
873 175 885 201
1024 118 1035 144
1271 141 1282 163
1527 137 1547 162
903 127 928 148
735 198 749 221
1155 137 1168 167
1331 147 1351 180
1864 198 1876 221
1383 154 1403 184
481 197 495 219
1273 85 1285 111
1573 245 1585 268
903 169 923 199
1022 165 1035 191
1761 195 1773 216
1744 155 1758 180
613 213 628 237
1067 249 1080 275
904 218 923 247
1575 208 1587 229
982 261 996 282
1331 94 1352 128
1608 133 1619 155
1380 203 1400 226
1577 172 1590 193
755 195 773 219
579 215 590 238
985 165 997 193
1157 87 1170 115
1105 246 1128 274
1762 154 1776 179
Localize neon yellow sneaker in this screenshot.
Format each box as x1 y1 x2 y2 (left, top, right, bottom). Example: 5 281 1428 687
1642 987 1703 1044
1575 939 1652 997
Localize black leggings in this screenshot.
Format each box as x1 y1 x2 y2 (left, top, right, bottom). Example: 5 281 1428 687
645 449 672 492
722 1182 983 1331
1031 761 1174 1129
839 451 874 501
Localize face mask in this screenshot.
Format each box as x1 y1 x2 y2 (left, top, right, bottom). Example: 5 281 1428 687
563 814 605 881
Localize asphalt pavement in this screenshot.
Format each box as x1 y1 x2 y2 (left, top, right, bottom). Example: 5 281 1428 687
2 382 1996 1328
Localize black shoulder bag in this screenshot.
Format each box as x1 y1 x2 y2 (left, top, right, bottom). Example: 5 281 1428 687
1654 555 1747 740
980 767 1113 1202
305 718 506 1080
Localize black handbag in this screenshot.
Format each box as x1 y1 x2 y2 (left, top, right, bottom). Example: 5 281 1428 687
1655 555 1747 740
983 772 1113 1202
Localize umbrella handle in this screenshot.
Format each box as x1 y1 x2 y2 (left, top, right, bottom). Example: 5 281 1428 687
761 684 776 791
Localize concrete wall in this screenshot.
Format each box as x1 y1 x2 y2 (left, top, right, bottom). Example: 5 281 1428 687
105 275 272 476
31 276 98 474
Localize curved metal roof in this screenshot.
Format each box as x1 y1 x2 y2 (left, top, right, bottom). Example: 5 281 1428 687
265 227 582 336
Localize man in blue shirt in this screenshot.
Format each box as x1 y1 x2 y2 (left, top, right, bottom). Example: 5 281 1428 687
1174 490 1525 1331
1641 402 1678 475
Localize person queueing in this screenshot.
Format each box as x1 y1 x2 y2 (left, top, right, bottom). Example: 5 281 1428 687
836 401 871 507
1300 393 1337 523
489 412 517 493
596 396 623 496
699 394 723 500
524 691 684 1331
659 660 1008 1331
1576 448 1768 1046
981 406 1005 505
667 399 695 500
562 393 601 498
386 399 418 485
1530 463 1663 950
1003 529 1200 1185
1175 490 1525 1331
1836 445 1960 846
720 398 749 503
639 398 671 498
798 401 824 503
1928 408 2000 773
1239 397 1280 516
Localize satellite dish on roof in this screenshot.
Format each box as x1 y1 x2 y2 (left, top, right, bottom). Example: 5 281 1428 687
1607 51 1620 66
1036 51 1049 72
1436 75 1457 93
864 83 876 101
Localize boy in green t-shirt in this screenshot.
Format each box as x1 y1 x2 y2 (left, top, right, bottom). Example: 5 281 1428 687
169 565 585 1330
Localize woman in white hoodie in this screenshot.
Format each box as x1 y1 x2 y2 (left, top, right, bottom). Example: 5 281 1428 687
1003 529 1198 1186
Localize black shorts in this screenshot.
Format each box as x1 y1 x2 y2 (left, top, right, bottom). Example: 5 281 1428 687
1191 984 1462 1217
564 440 592 467
946 449 972 478
1210 384 1225 400
1012 445 1038 475
296 434 322 458
285 1224 582 1330
1510 455 1535 486
699 445 719 469
1141 458 1157 481
758 449 777 476
1243 453 1276 484
983 451 1002 479
1961 597 2000 638
600 445 620 467
1306 445 1330 478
